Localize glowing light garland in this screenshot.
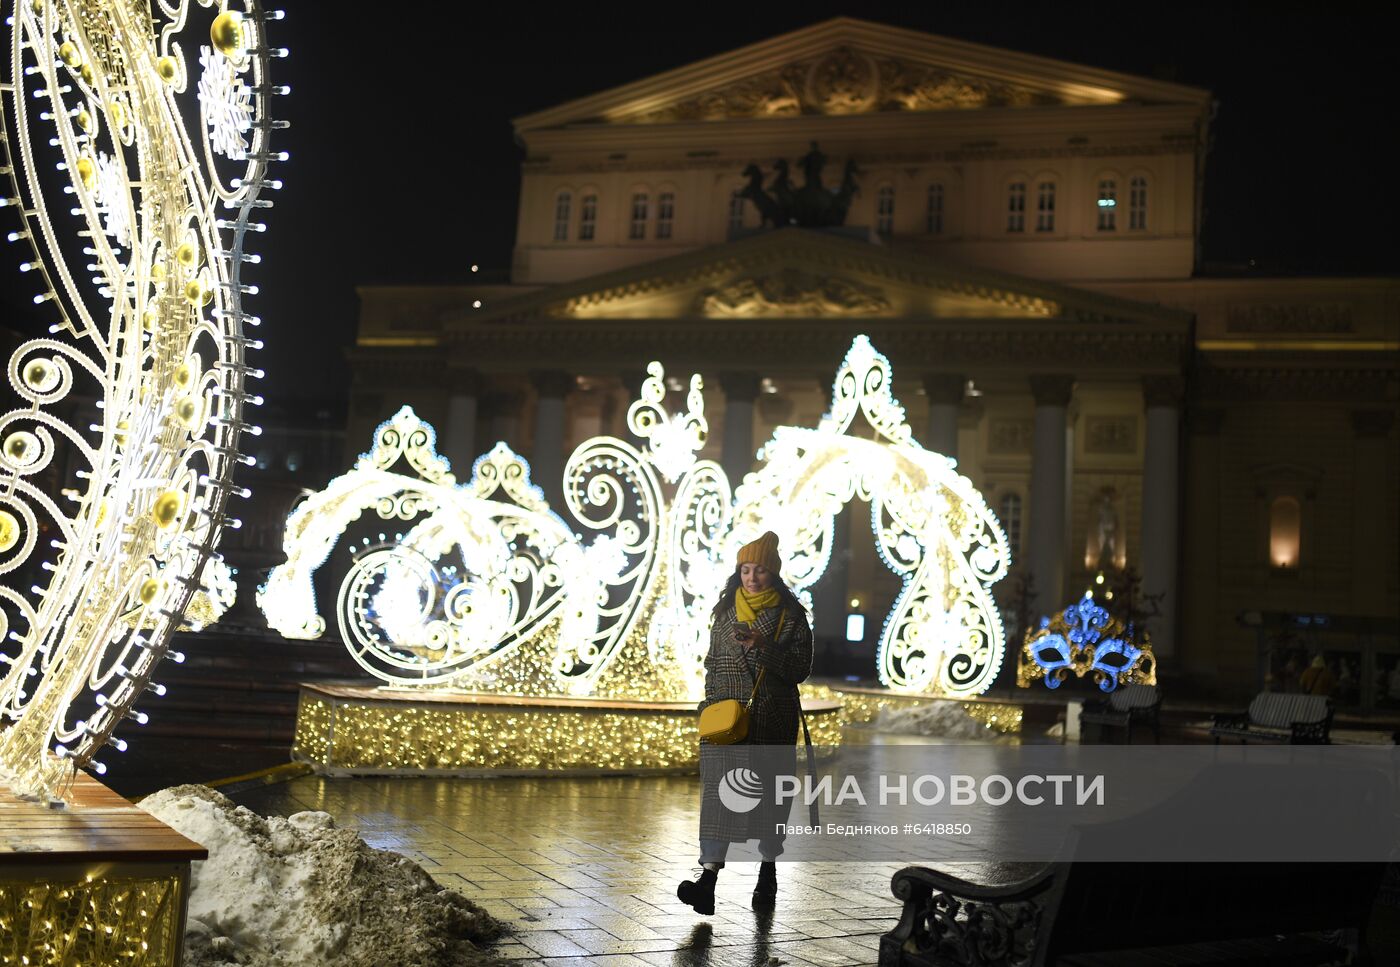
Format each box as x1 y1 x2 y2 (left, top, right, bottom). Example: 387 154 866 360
261 337 1012 699
1017 591 1157 692
0 2 286 799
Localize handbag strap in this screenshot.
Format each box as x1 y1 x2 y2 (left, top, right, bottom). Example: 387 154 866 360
799 706 819 828
743 610 785 707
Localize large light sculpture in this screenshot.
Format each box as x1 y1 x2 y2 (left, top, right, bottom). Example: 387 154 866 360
0 1 286 799
262 337 1012 700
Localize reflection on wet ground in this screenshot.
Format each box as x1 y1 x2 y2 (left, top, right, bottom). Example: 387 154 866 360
233 772 1035 966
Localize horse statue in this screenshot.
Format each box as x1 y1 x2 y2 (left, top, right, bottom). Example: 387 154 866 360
739 163 785 227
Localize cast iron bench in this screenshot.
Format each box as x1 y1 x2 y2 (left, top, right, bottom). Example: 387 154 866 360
879 861 1383 966
1209 692 1333 744
1079 683 1161 744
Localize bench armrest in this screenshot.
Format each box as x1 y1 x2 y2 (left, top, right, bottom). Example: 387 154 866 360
883 865 1057 966
1211 711 1249 730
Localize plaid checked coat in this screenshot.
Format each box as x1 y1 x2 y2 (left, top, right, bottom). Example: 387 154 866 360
697 601 814 845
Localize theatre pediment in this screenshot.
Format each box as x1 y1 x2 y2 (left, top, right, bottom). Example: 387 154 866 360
460 229 1189 329
513 18 1209 134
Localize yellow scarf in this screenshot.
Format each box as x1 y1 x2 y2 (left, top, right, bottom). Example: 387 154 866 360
735 586 781 625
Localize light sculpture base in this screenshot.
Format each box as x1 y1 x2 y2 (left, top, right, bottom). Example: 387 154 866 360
290 683 844 776
832 684 1025 736
0 773 204 967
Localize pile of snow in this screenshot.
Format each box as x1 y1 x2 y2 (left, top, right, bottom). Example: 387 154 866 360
140 785 506 967
874 700 993 740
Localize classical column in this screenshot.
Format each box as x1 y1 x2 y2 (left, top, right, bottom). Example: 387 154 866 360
922 373 964 461
1140 377 1183 658
442 368 481 475
1182 407 1225 677
1351 409 1396 610
719 372 760 487
530 370 572 505
482 390 523 453
1028 375 1074 614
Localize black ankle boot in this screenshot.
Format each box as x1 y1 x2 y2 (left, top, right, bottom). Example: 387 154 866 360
752 861 777 909
677 866 719 916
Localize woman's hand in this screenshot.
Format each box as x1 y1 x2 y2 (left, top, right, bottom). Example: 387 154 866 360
734 627 769 652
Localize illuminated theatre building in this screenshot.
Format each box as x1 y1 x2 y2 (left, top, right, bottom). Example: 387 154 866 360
343 19 1398 702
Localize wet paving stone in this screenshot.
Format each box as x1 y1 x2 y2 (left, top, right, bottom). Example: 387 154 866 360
232 772 931 964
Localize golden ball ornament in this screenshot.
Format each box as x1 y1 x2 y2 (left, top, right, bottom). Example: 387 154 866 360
109 99 126 130
150 260 168 281
151 489 184 529
173 360 198 389
4 431 40 466
58 42 80 67
113 419 129 448
183 279 203 305
75 156 96 191
0 510 19 553
210 11 245 56
22 358 58 392
80 63 94 85
142 307 159 332
137 578 163 606
173 395 202 428
76 108 93 132
175 241 198 269
157 56 178 82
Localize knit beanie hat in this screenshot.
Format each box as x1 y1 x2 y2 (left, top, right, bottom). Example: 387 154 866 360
737 531 781 575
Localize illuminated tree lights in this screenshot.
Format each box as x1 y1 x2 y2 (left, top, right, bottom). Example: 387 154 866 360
0 2 287 799
263 337 1012 700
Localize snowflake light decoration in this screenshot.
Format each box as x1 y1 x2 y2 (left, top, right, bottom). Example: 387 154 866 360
94 151 131 248
197 45 253 161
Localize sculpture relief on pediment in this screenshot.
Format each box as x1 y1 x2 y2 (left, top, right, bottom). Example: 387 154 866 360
622 47 1061 123
698 267 891 317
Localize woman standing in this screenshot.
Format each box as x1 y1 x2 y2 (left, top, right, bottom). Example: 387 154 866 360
677 531 813 915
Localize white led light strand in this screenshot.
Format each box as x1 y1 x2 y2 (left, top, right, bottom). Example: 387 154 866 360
0 2 286 799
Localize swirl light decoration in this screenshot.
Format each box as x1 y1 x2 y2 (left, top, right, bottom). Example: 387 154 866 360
263 337 1012 701
0 1 287 799
1017 591 1156 692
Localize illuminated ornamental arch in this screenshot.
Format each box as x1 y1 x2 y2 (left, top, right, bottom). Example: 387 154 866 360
0 2 286 799
261 337 1012 699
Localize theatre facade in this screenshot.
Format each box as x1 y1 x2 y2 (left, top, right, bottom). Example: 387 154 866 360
344 19 1398 698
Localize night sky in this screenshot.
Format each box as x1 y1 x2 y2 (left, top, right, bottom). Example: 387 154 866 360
2 3 1393 404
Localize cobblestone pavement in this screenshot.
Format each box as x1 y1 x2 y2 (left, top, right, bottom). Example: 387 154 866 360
232 772 1021 966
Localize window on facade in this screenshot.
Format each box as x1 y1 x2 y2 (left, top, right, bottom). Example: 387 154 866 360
656 191 675 240
552 192 571 242
926 183 944 235
876 185 895 236
1036 181 1056 232
579 194 597 241
629 193 649 240
728 190 746 234
999 493 1023 561
1129 176 1148 230
1007 182 1026 232
1269 496 1302 568
1096 179 1117 231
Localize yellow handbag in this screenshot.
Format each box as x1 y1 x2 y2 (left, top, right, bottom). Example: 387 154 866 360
698 612 783 745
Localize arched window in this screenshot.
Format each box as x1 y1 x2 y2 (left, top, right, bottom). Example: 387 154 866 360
926 183 944 235
1269 496 1302 568
1129 176 1148 230
999 493 1023 562
656 191 675 240
1006 182 1026 232
876 184 895 236
1035 181 1056 232
552 191 572 242
1096 179 1117 231
629 192 649 240
728 190 746 235
578 193 597 241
